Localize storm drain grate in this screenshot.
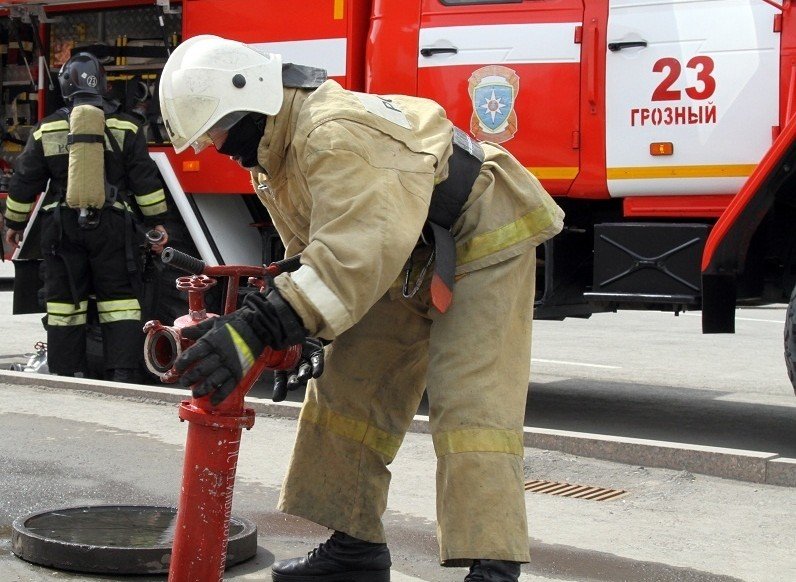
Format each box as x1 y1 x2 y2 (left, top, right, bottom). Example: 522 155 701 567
524 479 628 501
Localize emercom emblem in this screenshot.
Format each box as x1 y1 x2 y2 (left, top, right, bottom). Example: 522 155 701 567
468 65 519 143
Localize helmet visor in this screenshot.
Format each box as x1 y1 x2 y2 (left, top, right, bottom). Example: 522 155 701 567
189 111 247 154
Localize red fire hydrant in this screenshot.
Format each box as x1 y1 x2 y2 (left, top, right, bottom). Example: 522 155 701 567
143 248 302 582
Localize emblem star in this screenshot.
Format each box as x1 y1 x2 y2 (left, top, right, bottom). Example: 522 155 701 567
479 89 505 123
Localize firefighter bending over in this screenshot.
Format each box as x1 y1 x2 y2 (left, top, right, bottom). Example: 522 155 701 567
3 53 169 382
160 35 564 582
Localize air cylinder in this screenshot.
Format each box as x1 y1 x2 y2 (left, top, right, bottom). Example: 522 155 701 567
66 103 106 209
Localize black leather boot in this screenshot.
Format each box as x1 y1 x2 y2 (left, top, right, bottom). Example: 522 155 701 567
464 559 521 582
271 531 391 581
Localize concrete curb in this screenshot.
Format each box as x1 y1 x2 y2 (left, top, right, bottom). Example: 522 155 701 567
522 427 791 486
767 457 796 486
2 370 794 487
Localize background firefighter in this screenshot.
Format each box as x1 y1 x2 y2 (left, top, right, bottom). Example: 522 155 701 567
159 35 564 582
3 52 169 382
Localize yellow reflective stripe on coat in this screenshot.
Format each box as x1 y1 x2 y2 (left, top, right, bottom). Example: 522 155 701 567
105 118 139 133
106 128 126 149
300 400 403 461
5 197 33 213
227 324 255 372
134 188 167 216
104 119 138 157
433 428 524 457
4 197 33 222
456 200 559 266
3 207 29 222
33 119 69 140
96 298 141 323
47 300 88 326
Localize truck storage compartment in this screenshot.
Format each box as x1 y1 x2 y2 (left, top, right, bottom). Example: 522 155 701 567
585 222 710 307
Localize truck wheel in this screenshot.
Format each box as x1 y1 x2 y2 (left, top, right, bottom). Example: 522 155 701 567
786 286 796 395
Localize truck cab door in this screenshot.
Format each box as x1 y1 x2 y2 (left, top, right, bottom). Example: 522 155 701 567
416 0 584 195
605 0 781 197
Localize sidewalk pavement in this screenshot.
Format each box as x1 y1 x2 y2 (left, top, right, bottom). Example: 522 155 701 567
1 379 795 582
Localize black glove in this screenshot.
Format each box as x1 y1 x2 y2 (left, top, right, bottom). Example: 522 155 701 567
175 288 306 405
272 337 326 402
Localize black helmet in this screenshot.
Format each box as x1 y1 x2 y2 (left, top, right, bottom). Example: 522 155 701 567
58 52 107 105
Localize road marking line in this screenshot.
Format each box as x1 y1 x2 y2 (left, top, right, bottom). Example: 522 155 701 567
390 572 543 582
532 358 621 369
684 313 783 323
391 572 428 581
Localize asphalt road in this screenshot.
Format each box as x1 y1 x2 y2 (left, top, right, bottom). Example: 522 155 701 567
533 306 792 395
1 383 795 582
527 307 796 457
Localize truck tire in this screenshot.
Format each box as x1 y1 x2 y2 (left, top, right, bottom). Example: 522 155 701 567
786 286 796 395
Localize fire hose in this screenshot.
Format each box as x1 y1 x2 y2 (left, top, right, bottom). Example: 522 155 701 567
143 247 302 582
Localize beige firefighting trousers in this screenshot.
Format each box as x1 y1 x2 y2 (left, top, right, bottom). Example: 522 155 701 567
278 247 535 564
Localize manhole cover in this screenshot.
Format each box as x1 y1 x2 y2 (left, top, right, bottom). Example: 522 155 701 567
11 505 257 574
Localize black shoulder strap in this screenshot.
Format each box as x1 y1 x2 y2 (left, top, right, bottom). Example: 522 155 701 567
67 134 104 145
104 122 130 197
282 63 327 89
104 125 123 159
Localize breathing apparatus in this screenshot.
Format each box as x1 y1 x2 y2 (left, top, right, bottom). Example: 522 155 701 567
60 53 110 228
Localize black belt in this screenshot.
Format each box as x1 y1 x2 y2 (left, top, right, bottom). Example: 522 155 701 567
403 127 484 313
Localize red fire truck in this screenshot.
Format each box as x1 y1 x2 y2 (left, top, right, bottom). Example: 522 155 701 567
2 0 796 391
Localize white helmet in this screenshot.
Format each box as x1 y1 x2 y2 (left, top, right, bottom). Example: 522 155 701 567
159 35 283 154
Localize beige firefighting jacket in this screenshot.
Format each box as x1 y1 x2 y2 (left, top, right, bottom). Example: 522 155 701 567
252 80 564 340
